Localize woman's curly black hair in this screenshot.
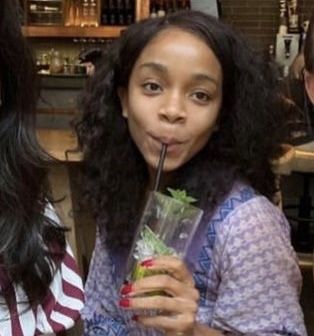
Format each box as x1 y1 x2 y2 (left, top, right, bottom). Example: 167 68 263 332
77 10 287 249
0 0 66 310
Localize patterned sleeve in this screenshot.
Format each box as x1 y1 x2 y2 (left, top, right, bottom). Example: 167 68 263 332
211 197 307 336
82 229 131 336
0 204 84 336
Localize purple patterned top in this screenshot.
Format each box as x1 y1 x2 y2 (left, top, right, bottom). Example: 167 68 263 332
82 183 307 336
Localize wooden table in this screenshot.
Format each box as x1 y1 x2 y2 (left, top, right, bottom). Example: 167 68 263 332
37 128 82 268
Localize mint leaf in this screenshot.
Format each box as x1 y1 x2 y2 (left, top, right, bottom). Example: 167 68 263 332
167 188 197 204
134 225 176 260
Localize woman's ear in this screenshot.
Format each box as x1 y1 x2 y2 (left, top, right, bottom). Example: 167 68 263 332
304 70 314 105
117 87 128 118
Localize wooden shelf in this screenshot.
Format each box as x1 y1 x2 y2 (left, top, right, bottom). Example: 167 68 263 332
21 0 150 38
22 25 127 38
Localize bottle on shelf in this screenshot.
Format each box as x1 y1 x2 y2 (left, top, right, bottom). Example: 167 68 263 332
150 0 157 18
157 0 166 17
71 0 80 26
29 4 60 12
287 0 300 33
89 0 99 26
101 0 109 25
117 0 125 25
167 0 176 14
65 0 75 26
80 0 90 26
108 0 117 25
124 0 134 25
278 0 288 35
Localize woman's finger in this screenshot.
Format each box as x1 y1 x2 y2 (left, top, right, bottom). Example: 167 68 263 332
140 256 194 286
124 274 199 300
119 295 198 315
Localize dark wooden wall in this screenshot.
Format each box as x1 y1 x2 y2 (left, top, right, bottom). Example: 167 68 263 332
220 0 314 50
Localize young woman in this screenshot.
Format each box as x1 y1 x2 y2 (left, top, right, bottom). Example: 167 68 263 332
304 12 314 105
0 1 84 334
77 10 306 336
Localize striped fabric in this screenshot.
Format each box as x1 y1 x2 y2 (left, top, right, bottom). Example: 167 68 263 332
0 205 84 336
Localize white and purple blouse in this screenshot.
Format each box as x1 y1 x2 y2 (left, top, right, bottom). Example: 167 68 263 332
82 183 307 336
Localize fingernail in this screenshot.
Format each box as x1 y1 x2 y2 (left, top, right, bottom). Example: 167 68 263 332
140 259 154 267
132 315 138 321
119 298 131 308
120 283 133 296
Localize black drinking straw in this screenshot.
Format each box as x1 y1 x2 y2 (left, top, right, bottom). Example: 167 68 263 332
153 143 168 191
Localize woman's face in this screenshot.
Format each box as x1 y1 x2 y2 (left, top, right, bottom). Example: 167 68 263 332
305 70 314 105
119 28 223 177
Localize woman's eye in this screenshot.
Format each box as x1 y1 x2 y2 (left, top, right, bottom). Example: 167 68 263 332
142 82 162 93
192 91 210 102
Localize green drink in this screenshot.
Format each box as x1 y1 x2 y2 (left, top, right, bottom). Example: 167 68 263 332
125 191 203 284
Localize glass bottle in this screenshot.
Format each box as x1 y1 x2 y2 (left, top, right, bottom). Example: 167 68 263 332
81 0 90 26
157 0 166 17
124 0 134 24
108 0 117 25
150 0 157 18
89 0 98 26
101 0 109 25
287 0 300 33
117 0 125 25
65 0 75 26
50 50 64 74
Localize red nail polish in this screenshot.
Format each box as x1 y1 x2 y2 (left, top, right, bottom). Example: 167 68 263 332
120 284 133 295
119 298 131 308
140 259 154 267
132 315 138 322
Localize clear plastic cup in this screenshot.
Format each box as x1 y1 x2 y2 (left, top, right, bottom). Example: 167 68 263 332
125 191 204 283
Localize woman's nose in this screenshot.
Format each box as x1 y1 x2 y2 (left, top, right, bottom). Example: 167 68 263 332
158 92 186 124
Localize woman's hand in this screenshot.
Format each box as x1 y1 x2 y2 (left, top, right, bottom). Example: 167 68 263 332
119 256 199 335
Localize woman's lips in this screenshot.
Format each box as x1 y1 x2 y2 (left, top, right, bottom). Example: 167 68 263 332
149 134 183 154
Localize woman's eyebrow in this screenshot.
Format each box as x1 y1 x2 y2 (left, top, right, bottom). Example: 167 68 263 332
139 62 168 74
138 62 219 86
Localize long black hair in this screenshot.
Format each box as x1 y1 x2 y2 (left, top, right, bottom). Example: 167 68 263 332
77 11 286 248
0 0 66 309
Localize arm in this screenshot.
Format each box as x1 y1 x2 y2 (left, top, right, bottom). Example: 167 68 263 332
210 197 306 336
35 243 85 334
82 228 130 336
0 204 84 336
36 204 84 334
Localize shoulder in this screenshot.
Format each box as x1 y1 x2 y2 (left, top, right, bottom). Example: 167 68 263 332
209 185 305 335
211 182 295 267
212 183 300 288
214 182 290 242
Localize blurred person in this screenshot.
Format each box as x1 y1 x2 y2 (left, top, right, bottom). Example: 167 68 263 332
79 47 104 76
304 12 314 105
0 1 84 334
